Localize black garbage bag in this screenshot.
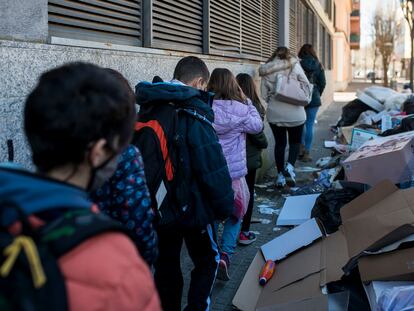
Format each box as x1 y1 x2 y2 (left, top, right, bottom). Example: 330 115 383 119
403 95 414 115
311 181 369 234
337 99 375 127
327 268 371 311
380 115 414 137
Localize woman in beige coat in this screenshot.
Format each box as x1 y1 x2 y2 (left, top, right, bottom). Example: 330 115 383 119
259 47 310 188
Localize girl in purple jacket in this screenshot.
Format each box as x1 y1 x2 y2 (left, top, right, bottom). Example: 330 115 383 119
208 68 263 281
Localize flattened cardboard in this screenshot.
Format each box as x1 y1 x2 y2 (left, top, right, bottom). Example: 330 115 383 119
350 128 378 150
256 273 322 310
256 291 349 311
261 218 323 261
276 194 321 226
232 251 265 311
320 231 349 286
343 131 414 186
264 241 324 293
359 247 414 282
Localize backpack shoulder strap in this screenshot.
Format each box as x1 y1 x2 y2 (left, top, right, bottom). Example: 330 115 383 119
40 209 128 258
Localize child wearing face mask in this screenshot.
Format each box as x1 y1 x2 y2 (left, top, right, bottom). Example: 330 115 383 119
208 68 263 281
91 69 157 266
0 63 161 311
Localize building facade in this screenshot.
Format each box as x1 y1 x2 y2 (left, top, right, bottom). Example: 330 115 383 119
1 0 343 167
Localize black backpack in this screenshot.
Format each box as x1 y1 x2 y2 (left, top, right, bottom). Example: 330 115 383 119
133 101 191 228
0 204 127 311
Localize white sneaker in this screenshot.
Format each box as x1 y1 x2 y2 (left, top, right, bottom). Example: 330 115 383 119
276 173 286 188
284 163 296 186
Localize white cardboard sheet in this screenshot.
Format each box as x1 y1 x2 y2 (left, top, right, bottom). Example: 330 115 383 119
276 194 321 226
261 218 323 262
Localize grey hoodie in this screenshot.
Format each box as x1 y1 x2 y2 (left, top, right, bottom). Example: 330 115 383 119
259 57 309 126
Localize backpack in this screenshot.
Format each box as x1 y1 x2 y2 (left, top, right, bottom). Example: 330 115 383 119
133 102 191 228
0 203 127 311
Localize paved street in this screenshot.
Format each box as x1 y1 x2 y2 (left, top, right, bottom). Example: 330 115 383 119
180 82 365 310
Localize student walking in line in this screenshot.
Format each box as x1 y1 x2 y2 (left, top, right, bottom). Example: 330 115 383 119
259 47 311 188
208 68 263 280
298 44 326 162
0 63 161 310
91 69 158 266
236 73 268 246
135 56 234 311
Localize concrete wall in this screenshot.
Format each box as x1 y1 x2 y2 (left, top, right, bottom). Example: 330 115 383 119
0 40 263 168
0 0 48 42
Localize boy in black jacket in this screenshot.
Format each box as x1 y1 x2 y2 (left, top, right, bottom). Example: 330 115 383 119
135 56 233 311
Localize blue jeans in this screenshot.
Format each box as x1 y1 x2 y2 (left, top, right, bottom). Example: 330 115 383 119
302 107 319 151
215 218 242 258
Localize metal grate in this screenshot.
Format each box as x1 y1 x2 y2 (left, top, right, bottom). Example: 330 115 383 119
210 0 241 55
152 0 203 53
48 0 142 46
241 0 262 56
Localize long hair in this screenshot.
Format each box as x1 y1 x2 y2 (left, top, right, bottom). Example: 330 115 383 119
266 46 291 63
298 44 319 61
236 73 266 118
207 68 246 103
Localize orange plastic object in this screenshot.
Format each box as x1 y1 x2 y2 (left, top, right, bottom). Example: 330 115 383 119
259 260 276 286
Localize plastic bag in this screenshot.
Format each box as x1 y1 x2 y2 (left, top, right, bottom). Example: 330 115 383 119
356 110 377 126
311 182 368 234
337 99 375 127
377 285 414 311
384 94 410 111
364 86 398 103
232 177 250 220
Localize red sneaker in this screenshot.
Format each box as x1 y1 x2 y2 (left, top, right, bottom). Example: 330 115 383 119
238 231 257 246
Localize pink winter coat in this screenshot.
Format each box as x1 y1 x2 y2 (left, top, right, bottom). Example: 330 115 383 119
213 99 263 179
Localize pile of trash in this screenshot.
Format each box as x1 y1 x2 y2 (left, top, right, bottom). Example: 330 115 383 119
233 86 414 311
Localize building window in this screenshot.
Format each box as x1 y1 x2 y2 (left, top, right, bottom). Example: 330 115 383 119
289 0 298 54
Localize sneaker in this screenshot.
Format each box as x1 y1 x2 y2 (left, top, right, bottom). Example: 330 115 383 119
238 231 257 246
217 252 230 281
276 173 286 188
284 163 296 187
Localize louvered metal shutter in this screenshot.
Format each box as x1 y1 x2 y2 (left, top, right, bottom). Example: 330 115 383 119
48 0 142 46
210 0 241 55
152 0 203 53
241 0 262 57
289 0 297 54
261 0 279 59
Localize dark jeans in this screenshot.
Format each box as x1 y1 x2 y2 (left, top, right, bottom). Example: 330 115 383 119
154 224 219 311
241 169 256 232
270 123 304 173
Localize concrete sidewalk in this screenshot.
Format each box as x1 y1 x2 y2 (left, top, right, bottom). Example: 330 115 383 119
179 85 357 310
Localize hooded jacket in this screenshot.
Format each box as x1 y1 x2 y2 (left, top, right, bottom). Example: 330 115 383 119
259 57 309 126
135 82 234 227
212 99 263 179
0 167 161 311
300 55 326 108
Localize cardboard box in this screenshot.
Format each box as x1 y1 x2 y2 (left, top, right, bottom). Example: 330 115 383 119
261 218 323 262
235 181 414 310
343 131 414 186
276 194 321 226
233 231 349 311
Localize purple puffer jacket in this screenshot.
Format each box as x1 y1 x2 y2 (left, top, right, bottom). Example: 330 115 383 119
213 99 263 179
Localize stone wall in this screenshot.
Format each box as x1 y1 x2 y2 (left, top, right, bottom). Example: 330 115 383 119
0 39 333 178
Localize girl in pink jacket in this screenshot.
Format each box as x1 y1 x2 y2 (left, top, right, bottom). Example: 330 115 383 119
207 68 263 281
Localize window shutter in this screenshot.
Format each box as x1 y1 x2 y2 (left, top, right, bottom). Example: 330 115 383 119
152 0 203 53
241 0 262 57
289 0 297 54
48 0 142 46
210 0 241 55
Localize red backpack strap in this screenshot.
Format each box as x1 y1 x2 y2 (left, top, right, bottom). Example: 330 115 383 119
135 121 174 181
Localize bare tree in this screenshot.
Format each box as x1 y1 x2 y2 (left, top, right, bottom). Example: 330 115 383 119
374 12 397 87
401 0 414 89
